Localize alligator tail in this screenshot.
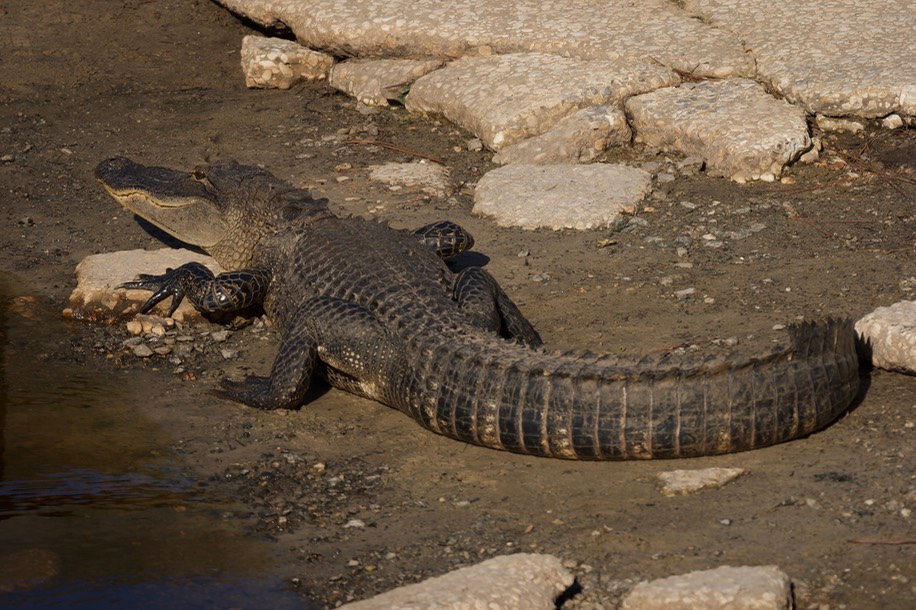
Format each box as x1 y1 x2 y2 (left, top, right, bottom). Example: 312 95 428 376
408 318 860 459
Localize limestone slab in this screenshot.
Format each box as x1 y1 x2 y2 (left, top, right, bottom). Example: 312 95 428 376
407 53 677 150
622 565 792 610
338 553 572 610
214 0 752 79
240 35 333 89
473 164 652 231
625 79 811 182
492 105 631 165
63 249 223 324
683 0 916 119
368 161 451 197
855 300 916 375
329 58 444 107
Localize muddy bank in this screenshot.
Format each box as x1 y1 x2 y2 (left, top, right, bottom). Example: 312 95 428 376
1 0 914 607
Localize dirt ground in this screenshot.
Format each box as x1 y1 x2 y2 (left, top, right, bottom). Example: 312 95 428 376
2 0 915 607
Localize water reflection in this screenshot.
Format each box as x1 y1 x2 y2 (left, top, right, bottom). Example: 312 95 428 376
0 274 310 608
0 466 193 515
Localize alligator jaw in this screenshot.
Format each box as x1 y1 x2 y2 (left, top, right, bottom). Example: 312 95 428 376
95 157 229 249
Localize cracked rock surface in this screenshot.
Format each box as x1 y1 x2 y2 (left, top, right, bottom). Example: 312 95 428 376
625 79 811 182
406 53 677 151
338 553 573 610
473 164 652 230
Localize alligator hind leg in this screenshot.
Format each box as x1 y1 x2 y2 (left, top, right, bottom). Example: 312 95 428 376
215 296 397 410
453 267 542 347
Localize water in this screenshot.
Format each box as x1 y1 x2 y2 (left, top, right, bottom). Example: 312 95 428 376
0 275 312 609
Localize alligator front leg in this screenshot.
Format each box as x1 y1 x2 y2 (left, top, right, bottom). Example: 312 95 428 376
119 262 272 317
216 296 398 410
453 267 542 347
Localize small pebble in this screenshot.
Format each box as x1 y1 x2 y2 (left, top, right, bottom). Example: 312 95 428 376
132 344 154 358
675 287 695 299
211 329 230 342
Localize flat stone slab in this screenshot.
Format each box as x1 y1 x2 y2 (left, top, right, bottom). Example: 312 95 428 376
492 105 631 165
214 0 752 79
216 0 913 186
368 161 451 197
240 35 334 89
329 58 444 107
338 553 573 610
855 300 916 375
407 53 678 150
622 565 792 610
683 0 916 119
656 467 747 497
63 249 223 324
473 164 652 231
626 79 811 182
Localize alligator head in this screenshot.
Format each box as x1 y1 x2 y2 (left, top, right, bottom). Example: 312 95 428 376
95 157 328 268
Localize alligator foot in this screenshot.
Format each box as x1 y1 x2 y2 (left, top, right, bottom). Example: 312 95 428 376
210 376 290 410
453 266 543 347
118 264 202 316
120 262 272 317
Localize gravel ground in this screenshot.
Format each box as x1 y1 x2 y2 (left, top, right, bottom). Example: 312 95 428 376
2 0 914 608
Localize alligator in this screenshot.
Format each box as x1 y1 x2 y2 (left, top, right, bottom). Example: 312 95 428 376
95 157 861 460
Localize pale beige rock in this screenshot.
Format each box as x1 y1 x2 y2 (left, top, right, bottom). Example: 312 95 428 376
216 0 912 177
63 248 223 324
492 105 631 165
622 565 792 610
855 300 916 375
215 0 752 79
338 553 573 610
240 35 334 89
125 314 174 337
329 58 444 106
626 79 811 182
815 115 865 134
657 467 747 496
683 0 916 119
473 164 652 231
407 53 677 150
368 161 451 197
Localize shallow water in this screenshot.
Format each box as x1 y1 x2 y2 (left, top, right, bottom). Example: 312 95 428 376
0 275 311 608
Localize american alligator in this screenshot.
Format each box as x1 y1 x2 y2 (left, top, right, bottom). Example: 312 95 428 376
95 157 861 460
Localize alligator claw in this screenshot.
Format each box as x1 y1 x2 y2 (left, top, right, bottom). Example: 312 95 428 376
210 376 283 410
118 267 187 316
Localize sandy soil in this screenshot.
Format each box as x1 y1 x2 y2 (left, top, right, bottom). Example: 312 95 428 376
2 0 914 607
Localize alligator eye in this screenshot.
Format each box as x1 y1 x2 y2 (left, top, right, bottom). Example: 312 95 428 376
191 167 216 190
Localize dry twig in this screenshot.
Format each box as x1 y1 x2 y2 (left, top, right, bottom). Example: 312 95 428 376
848 538 916 546
347 139 445 165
